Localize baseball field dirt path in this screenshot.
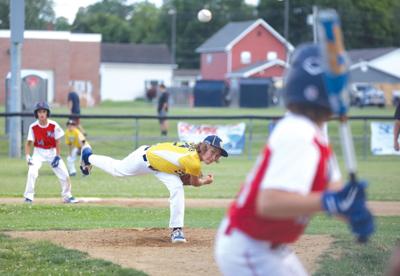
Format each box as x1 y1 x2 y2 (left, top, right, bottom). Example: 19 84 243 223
0 198 399 216
2 198 398 275
6 229 333 276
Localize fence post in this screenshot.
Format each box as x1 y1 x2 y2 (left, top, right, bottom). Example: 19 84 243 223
363 118 368 160
247 118 253 160
134 118 139 149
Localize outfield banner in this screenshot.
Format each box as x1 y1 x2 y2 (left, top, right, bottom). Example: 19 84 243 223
370 122 400 155
177 121 246 155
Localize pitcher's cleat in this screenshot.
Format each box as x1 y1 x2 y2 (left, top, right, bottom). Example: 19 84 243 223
80 145 93 176
171 228 187 243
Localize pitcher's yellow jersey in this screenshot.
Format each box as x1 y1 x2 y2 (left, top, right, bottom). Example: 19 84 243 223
65 128 85 149
146 142 201 176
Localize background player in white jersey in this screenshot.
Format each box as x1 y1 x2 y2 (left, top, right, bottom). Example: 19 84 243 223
23 102 78 204
65 119 86 176
215 43 374 276
79 135 228 243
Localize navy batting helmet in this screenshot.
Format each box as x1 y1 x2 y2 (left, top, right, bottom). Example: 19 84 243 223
283 43 331 111
34 102 50 118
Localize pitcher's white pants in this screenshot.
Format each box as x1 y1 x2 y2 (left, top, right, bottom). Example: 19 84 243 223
24 148 72 201
89 145 185 228
67 147 79 175
215 218 308 276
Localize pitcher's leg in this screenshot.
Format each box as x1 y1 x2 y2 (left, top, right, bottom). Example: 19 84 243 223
89 154 126 176
89 145 151 177
23 160 42 201
154 172 185 228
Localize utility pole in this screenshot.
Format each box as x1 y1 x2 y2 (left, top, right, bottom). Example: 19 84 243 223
312 6 318 43
9 0 24 158
168 8 177 67
283 0 289 41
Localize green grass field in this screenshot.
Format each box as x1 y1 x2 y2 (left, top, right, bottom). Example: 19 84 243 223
0 102 399 275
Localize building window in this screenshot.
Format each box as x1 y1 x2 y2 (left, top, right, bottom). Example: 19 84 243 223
206 54 213 64
267 51 278 61
241 51 251 64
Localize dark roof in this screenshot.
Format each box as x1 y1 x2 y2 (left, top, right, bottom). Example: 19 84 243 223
348 47 396 63
196 19 293 53
196 20 256 53
101 43 172 64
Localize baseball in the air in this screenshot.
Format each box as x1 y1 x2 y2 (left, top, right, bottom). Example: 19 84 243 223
197 9 212 23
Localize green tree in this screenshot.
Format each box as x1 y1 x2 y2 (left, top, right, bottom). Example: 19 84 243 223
0 0 55 30
129 2 162 43
25 0 55 29
159 0 257 68
72 10 130 42
258 0 400 49
54 17 70 31
0 0 8 29
71 0 132 42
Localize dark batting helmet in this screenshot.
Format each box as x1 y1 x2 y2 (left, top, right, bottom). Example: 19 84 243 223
283 43 331 112
34 102 50 118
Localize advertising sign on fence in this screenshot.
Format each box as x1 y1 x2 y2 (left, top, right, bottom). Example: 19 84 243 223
177 121 246 155
370 122 400 155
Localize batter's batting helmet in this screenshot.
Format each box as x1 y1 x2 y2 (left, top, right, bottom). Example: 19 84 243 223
283 43 331 111
34 102 50 118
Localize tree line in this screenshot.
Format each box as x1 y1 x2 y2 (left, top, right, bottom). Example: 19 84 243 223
0 0 399 69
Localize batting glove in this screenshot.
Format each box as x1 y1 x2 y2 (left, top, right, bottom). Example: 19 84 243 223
51 155 61 168
349 208 375 243
321 180 367 216
26 154 33 166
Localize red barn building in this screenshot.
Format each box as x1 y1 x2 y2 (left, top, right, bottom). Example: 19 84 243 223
195 19 294 107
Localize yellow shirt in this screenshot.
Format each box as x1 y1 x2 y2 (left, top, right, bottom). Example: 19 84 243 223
146 142 201 176
65 128 85 149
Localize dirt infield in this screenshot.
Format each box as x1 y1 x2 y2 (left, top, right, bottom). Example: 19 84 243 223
7 229 333 276
2 197 398 275
1 197 399 216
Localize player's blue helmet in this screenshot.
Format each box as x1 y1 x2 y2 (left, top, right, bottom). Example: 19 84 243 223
34 101 51 118
283 43 331 111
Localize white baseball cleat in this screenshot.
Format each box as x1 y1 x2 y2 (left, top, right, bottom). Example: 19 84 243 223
64 196 79 204
171 228 187 243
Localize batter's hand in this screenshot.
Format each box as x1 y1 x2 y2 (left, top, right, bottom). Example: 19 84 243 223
322 180 375 243
321 180 367 216
349 207 375 243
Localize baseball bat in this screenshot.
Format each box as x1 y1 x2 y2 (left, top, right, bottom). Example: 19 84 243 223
318 9 371 243
317 9 357 183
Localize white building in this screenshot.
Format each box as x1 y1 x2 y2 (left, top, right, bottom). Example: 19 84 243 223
100 43 174 101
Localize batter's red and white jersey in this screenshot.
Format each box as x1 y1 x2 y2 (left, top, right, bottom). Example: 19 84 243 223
27 119 64 149
227 113 341 244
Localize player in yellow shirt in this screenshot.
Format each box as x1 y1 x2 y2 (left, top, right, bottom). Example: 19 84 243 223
79 135 228 243
65 119 86 176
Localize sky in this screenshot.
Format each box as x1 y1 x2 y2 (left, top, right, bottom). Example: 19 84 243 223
53 0 259 23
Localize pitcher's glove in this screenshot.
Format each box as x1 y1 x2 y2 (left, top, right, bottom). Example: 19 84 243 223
180 174 192 186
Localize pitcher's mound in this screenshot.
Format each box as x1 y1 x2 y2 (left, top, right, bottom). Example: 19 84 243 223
7 228 333 276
